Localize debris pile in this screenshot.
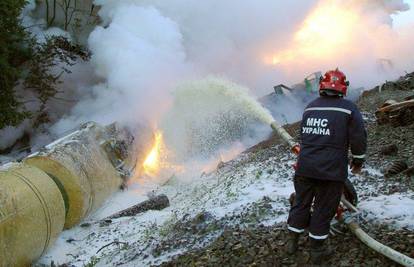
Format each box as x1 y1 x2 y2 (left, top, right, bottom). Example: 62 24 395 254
358 72 414 182
375 97 414 127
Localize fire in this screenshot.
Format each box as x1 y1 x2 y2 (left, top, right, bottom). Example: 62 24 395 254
143 131 163 176
141 130 185 179
266 1 360 65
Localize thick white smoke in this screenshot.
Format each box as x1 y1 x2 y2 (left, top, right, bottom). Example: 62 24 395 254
47 0 413 158
2 0 410 166
52 4 190 134
52 0 319 134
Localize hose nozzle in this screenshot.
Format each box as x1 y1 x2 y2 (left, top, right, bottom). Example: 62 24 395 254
270 121 299 154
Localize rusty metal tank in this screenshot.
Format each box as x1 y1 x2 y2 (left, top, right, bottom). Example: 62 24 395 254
0 163 65 267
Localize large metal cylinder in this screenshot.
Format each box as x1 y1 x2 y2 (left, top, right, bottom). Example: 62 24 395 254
25 122 123 228
0 163 65 267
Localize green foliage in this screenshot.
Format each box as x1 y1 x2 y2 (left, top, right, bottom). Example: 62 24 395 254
0 0 32 129
24 36 90 106
0 0 90 130
84 256 100 267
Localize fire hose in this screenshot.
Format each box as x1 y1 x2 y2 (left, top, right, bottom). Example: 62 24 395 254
270 120 414 267
341 198 414 267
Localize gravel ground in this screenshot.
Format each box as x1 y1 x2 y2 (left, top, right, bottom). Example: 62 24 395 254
356 75 414 193
157 74 414 266
158 223 414 267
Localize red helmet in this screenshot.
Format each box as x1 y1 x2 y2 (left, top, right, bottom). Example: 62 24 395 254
319 68 349 96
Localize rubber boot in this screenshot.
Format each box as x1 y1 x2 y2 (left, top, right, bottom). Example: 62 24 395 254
286 231 300 255
310 238 333 264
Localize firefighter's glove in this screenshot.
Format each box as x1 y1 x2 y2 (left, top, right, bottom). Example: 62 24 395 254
350 158 364 174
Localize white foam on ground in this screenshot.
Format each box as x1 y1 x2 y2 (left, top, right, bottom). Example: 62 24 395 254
38 147 295 266
359 193 414 229
38 150 414 266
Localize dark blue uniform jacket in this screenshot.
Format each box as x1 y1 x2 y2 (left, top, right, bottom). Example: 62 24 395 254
295 96 367 182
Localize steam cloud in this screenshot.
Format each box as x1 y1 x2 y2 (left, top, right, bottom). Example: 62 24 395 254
52 0 318 134
52 0 413 133
2 0 412 158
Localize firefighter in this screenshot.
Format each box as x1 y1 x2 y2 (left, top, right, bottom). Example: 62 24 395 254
286 69 367 264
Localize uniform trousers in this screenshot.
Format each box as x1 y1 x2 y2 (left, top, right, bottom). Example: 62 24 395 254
287 175 344 239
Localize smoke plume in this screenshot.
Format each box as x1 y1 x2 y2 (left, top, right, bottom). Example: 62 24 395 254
47 0 413 161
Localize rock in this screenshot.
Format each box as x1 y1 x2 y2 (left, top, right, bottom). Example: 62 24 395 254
379 144 398 156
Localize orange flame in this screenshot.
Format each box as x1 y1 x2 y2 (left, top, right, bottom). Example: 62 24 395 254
265 1 360 65
143 131 163 176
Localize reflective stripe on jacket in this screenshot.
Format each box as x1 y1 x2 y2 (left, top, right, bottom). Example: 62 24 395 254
295 96 367 181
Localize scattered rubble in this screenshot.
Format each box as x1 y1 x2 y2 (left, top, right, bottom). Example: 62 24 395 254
357 71 414 192
375 98 414 127
385 161 409 178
